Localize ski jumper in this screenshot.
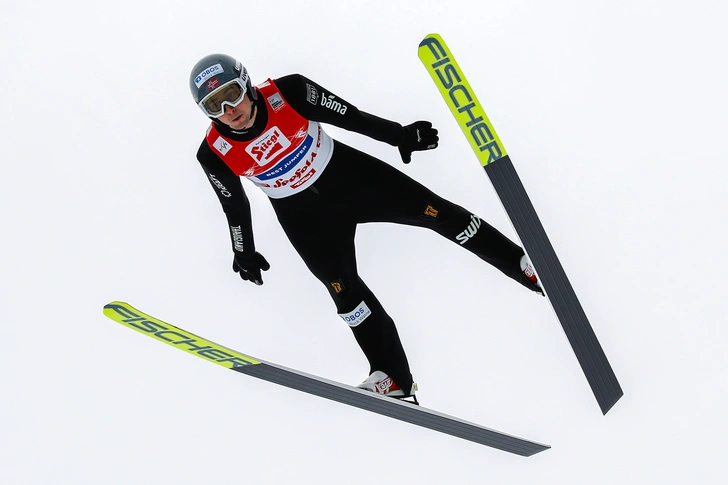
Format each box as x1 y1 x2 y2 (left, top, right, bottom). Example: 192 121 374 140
196 74 533 393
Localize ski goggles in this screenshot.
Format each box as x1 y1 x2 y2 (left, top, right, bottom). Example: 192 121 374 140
198 78 248 118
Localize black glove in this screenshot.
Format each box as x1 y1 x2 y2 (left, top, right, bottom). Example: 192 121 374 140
232 252 270 286
398 121 439 164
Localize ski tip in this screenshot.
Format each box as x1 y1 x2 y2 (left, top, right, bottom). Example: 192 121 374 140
104 301 129 310
418 32 442 47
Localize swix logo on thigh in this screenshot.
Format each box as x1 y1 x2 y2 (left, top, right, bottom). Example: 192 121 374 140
338 301 372 327
246 126 291 165
456 214 482 245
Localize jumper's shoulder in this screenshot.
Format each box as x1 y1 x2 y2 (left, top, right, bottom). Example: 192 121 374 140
272 74 317 105
196 137 219 163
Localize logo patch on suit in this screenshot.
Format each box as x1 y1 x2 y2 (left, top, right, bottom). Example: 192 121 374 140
245 126 291 165
213 136 233 156
420 204 439 221
267 92 285 111
338 302 372 327
330 279 345 294
306 83 319 105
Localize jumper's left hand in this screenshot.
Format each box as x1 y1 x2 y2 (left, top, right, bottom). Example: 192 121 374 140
398 121 439 164
233 252 270 286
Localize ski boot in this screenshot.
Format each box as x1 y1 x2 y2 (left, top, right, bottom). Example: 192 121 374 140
357 371 419 405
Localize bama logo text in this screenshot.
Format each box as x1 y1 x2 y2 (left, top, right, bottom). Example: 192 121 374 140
321 93 347 115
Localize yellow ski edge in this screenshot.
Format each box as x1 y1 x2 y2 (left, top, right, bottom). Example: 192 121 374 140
417 33 507 166
103 301 261 368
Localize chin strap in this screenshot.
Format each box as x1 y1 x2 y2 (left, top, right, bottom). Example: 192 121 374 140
248 99 257 123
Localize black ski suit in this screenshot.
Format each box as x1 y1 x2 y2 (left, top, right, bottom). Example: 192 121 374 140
196 74 539 394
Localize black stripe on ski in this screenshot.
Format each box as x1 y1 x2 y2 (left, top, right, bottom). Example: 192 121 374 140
484 156 623 414
234 362 550 456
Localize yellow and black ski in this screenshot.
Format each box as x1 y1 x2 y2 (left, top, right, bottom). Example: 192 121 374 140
418 33 622 414
103 301 549 456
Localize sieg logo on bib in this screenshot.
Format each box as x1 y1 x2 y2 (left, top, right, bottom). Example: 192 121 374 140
194 63 224 88
246 127 292 165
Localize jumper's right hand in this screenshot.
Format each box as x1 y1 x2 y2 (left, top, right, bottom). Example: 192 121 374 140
398 120 439 164
232 252 270 286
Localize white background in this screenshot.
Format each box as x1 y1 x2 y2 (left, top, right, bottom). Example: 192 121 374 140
2 1 727 483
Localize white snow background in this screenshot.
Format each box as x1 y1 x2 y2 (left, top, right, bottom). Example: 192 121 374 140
2 0 727 483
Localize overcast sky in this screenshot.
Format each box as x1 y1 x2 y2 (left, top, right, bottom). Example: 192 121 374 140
3 1 727 483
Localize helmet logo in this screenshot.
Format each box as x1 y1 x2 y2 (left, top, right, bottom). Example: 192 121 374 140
206 78 220 90
194 63 224 88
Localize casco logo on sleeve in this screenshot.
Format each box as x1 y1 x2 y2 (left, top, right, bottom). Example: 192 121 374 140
208 173 232 197
194 63 224 88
